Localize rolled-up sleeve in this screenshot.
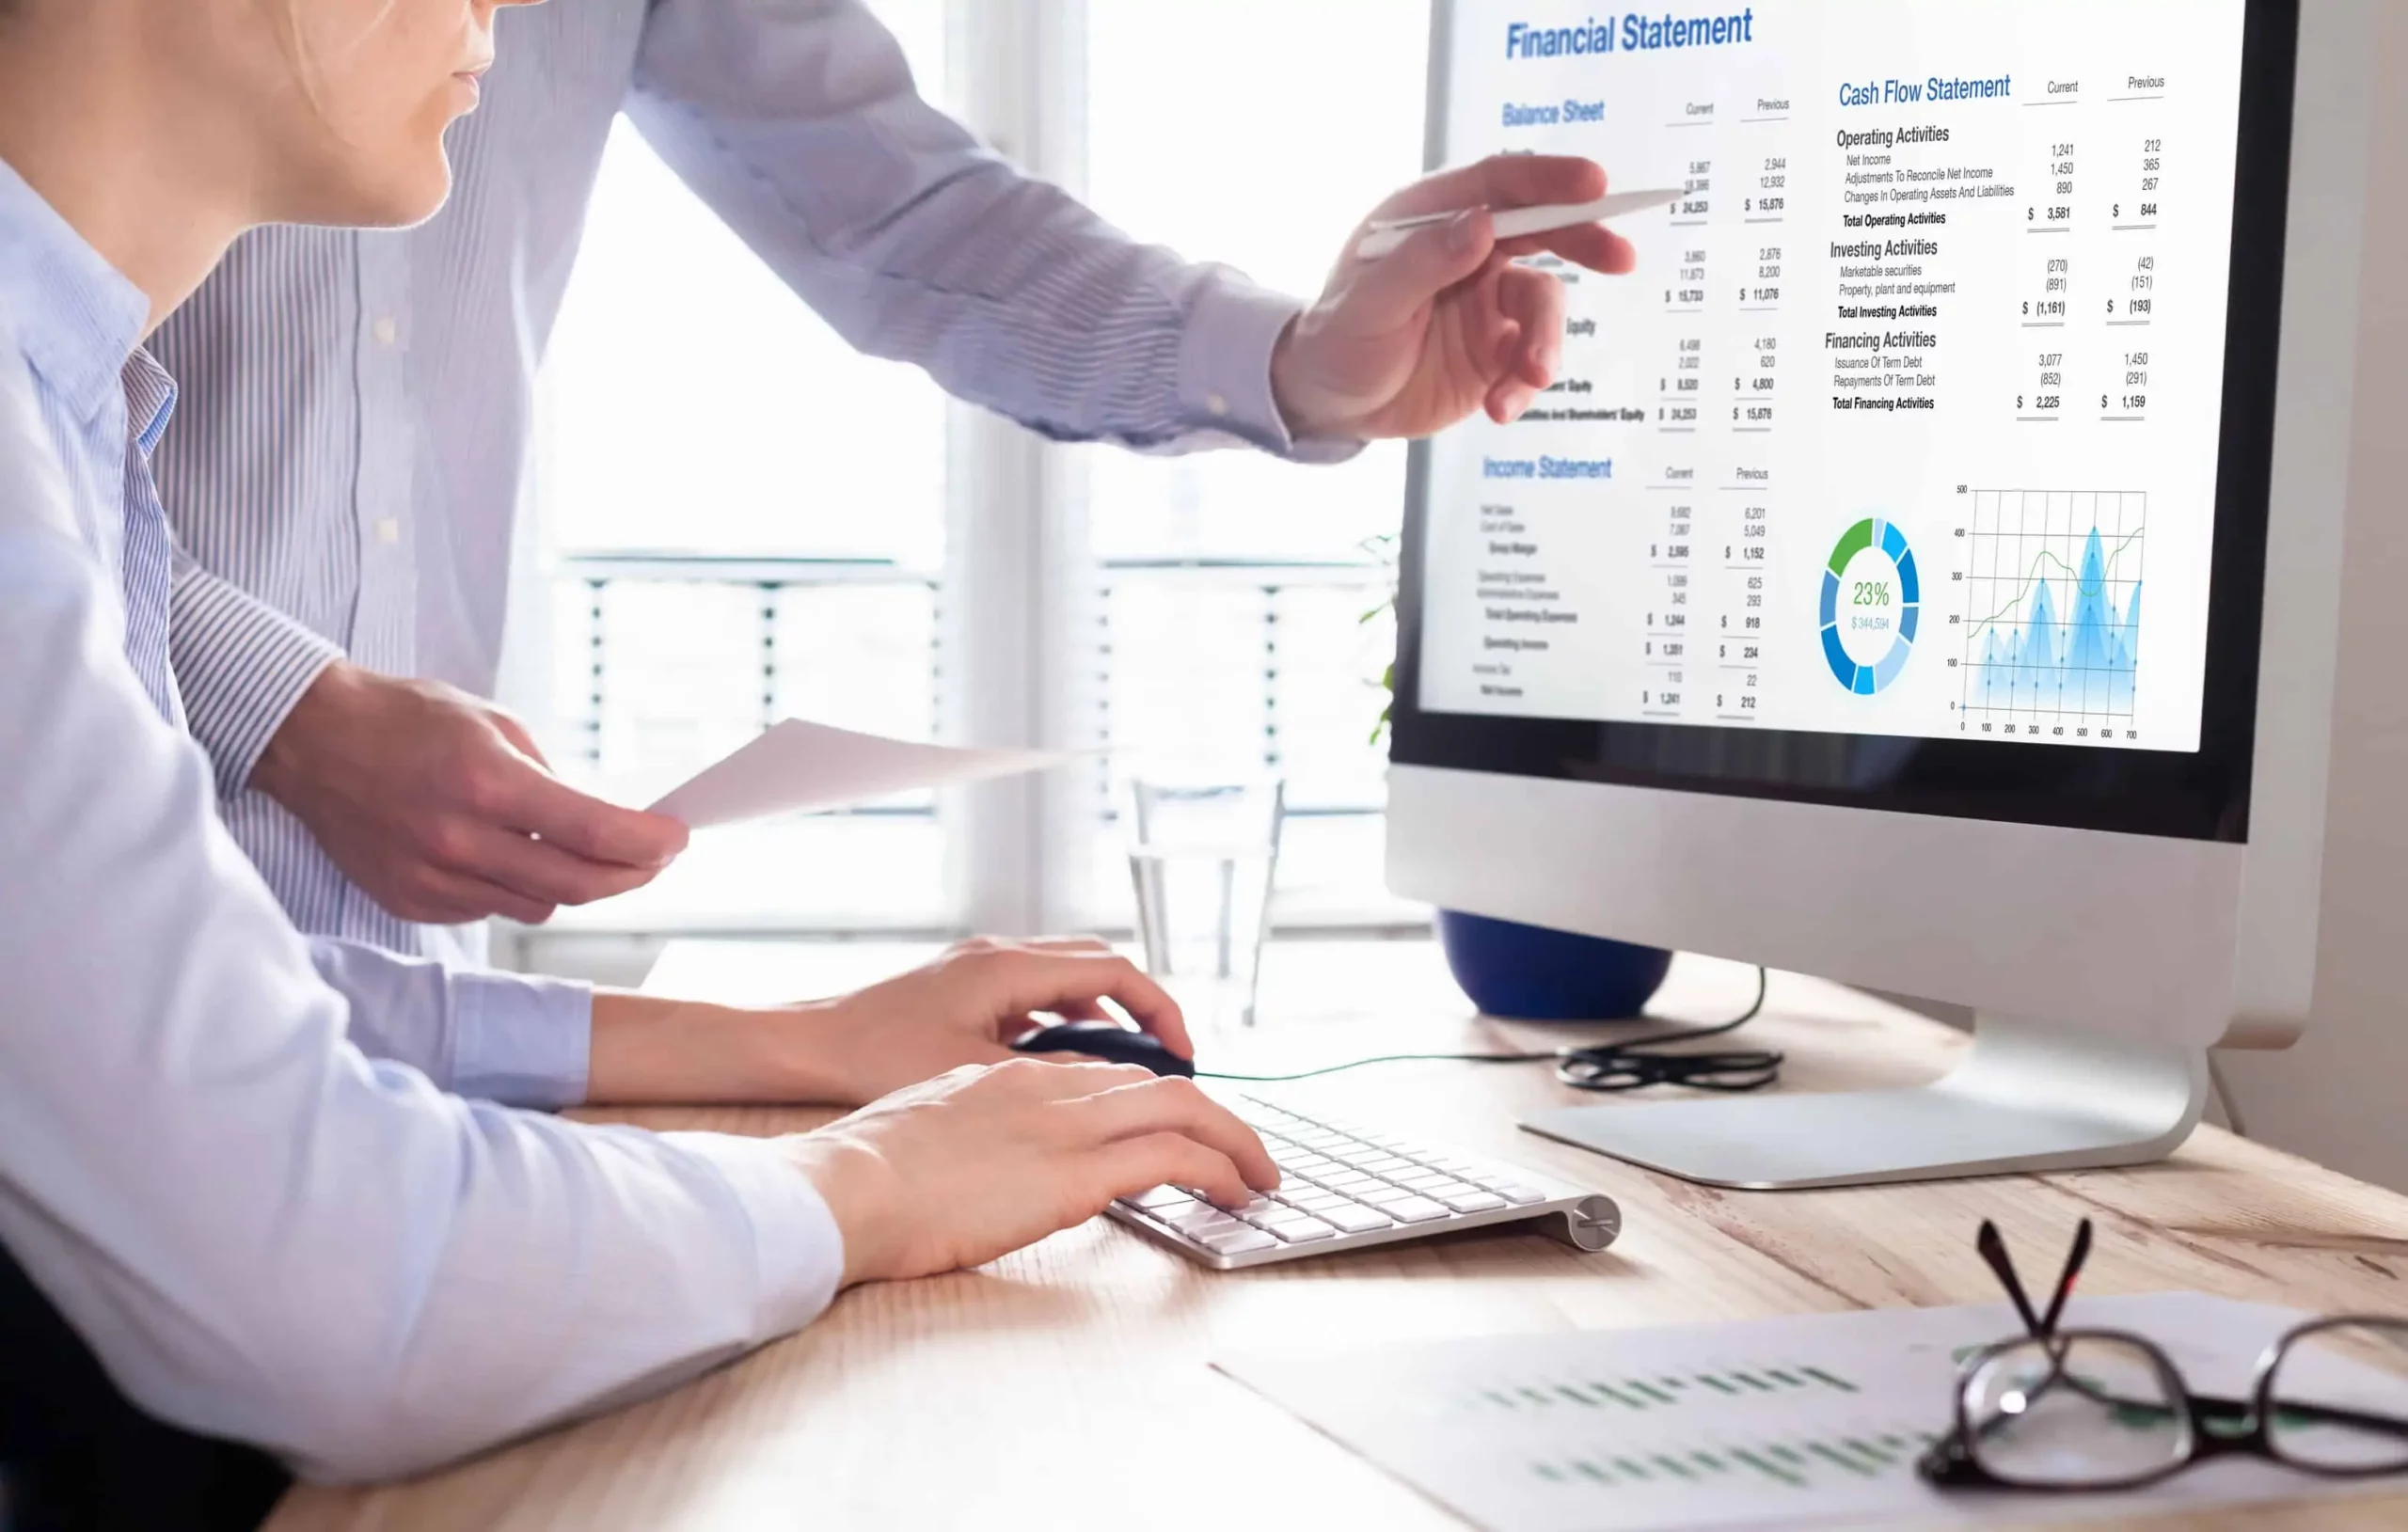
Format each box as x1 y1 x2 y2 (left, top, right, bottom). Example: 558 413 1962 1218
307 938 594 1109
626 0 1359 464
0 502 846 1485
169 547 341 799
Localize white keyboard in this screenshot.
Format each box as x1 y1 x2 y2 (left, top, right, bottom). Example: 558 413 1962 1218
1108 1093 1622 1270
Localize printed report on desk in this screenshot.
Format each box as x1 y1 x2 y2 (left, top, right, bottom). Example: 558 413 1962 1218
1416 2 2246 750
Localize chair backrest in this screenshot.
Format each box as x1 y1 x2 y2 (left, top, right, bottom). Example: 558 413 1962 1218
0 1242 287 1531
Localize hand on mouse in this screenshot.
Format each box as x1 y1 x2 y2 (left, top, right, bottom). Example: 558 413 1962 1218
798 937 1193 1104
786 1059 1278 1286
578 938 1188 1108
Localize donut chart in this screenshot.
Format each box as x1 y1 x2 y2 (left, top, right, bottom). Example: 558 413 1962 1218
1820 518 1921 695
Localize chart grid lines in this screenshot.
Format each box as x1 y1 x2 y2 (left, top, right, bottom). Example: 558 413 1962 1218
1960 490 2147 735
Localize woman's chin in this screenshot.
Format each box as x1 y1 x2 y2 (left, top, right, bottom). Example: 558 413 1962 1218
297 158 455 232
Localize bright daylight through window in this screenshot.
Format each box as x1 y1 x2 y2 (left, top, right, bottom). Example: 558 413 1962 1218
520 0 1431 936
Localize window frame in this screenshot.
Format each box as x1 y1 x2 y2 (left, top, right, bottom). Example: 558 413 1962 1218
512 0 1420 950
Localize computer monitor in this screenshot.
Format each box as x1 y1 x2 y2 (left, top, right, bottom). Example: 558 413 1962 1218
1386 0 2385 1187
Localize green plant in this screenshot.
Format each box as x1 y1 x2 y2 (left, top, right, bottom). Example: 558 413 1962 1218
1360 532 1400 745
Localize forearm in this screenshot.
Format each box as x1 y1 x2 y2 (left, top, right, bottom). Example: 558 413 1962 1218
626 0 1355 461
587 991 857 1106
313 947 864 1111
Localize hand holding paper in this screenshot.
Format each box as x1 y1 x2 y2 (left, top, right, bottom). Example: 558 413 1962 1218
647 719 1079 830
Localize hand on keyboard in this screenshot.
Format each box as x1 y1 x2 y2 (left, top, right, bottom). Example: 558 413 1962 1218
788 1060 1279 1286
1111 1095 1594 1268
800 936 1195 1103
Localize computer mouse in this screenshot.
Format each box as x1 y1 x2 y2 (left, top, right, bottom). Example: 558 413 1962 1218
1009 1020 1196 1079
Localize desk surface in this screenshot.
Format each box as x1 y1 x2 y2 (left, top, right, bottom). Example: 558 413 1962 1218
270 941 2408 1532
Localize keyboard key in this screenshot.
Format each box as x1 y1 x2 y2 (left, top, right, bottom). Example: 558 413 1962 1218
1431 1188 1509 1213
1196 1225 1278 1256
1382 1196 1451 1224
1397 1172 1454 1192
1360 1156 1416 1175
1318 1172 1380 1192
1130 1186 1194 1210
1164 1205 1243 1236
1494 1185 1548 1205
1288 1191 1349 1211
1322 1204 1395 1233
1228 1195 1281 1218
1261 1215 1338 1243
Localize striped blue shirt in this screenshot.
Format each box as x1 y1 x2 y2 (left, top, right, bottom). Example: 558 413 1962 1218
153 0 1323 962
0 156 841 1482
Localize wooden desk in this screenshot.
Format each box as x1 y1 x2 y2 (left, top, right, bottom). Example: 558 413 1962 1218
270 942 2408 1531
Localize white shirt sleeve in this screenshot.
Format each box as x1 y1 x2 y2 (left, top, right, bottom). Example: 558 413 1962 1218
0 498 844 1482
305 937 595 1109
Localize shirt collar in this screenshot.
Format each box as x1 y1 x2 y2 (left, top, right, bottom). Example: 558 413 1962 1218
0 156 150 424
123 349 179 459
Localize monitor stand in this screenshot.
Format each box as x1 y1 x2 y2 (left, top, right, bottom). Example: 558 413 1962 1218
1519 1016 2210 1190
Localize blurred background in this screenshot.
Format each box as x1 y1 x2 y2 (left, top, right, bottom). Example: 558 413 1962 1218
502 0 1435 970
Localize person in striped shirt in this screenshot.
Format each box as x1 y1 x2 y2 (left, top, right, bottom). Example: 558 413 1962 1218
151 0 1637 996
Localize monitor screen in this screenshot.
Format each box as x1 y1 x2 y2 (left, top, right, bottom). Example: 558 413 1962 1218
1396 0 2294 838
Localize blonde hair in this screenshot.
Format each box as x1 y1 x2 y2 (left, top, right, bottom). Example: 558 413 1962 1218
264 0 401 107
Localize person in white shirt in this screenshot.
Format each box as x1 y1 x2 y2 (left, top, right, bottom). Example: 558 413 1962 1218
0 0 1635 1520
0 0 1281 1508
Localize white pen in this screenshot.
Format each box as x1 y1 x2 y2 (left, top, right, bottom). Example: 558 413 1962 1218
1354 187 1685 260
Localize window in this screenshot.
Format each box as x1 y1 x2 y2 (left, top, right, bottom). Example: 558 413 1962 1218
527 0 951 930
1069 0 1430 928
516 0 1431 938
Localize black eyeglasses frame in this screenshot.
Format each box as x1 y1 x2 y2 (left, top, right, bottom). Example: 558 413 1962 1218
1921 1220 2408 1492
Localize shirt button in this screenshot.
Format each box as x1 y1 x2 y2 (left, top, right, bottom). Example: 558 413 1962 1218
374 517 402 545
1205 391 1230 418
372 317 399 347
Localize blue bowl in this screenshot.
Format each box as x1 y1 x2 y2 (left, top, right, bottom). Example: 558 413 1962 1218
1435 909 1673 1021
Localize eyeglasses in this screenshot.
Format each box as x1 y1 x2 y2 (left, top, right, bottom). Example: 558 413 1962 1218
1920 1218 2408 1492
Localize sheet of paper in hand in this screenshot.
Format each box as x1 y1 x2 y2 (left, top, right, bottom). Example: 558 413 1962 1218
647 719 1078 830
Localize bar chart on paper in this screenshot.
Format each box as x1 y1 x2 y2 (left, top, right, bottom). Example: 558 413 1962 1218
1217 1295 2383 1531
1959 490 2147 739
1226 1318 1961 1531
1455 1359 1940 1499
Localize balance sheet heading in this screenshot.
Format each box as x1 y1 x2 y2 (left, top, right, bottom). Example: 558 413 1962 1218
1505 10 1756 59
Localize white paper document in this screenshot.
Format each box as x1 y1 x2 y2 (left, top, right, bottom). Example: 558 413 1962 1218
647 719 1076 830
1217 1292 2404 1532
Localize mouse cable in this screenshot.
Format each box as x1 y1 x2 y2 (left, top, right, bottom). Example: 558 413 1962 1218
1196 965 1779 1094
